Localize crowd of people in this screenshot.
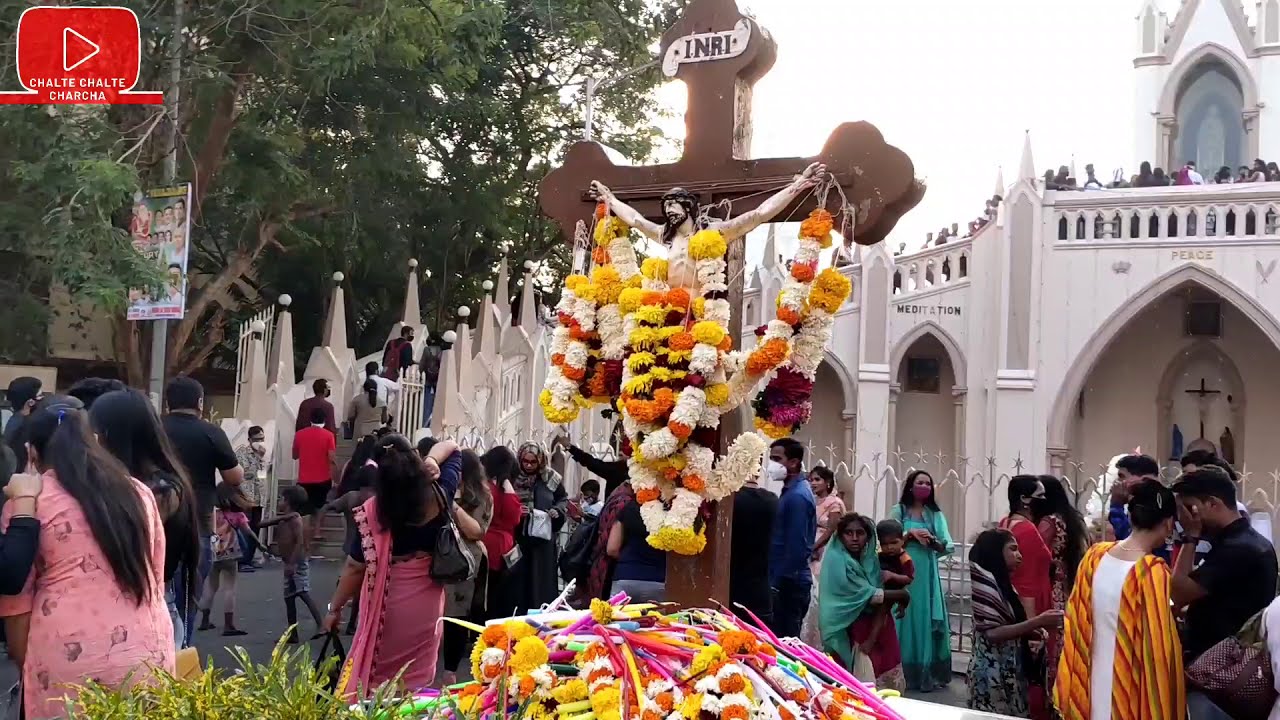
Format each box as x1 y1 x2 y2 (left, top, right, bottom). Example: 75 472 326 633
1047 157 1280 190
6 368 1280 719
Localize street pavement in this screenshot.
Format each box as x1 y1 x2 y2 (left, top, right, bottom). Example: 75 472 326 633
0 558 968 709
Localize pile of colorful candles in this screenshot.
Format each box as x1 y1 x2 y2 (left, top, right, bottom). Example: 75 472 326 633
365 594 906 720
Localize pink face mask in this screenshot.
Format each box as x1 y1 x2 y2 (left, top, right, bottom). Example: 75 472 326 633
912 484 932 501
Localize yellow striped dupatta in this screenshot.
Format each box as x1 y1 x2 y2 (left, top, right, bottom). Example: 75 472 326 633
1053 542 1185 720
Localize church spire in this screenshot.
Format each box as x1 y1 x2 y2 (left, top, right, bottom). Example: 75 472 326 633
994 166 1005 197
1019 131 1037 181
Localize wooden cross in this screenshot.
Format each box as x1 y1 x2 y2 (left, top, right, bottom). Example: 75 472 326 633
538 0 922 608
1185 377 1221 438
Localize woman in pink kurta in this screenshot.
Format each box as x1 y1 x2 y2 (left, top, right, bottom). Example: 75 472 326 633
0 405 174 719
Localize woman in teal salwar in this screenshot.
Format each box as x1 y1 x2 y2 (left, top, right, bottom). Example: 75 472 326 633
889 470 954 692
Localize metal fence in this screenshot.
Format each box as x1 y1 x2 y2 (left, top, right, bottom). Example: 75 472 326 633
232 306 276 417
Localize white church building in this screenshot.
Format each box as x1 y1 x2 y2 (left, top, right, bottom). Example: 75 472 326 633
423 0 1280 541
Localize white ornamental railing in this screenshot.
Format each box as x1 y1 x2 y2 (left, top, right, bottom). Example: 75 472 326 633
892 237 973 297
394 364 426 439
233 306 276 417
426 421 1280 659
1049 184 1280 243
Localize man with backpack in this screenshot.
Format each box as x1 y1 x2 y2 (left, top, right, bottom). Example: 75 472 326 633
382 326 416 381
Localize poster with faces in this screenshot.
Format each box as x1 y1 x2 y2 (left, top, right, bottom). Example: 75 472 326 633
126 183 191 321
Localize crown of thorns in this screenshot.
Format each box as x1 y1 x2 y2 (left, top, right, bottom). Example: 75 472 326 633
660 187 698 208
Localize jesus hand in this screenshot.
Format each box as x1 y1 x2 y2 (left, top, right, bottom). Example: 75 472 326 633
588 180 612 202
794 162 827 190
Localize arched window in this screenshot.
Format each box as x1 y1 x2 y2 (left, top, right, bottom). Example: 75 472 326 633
1174 59 1245 172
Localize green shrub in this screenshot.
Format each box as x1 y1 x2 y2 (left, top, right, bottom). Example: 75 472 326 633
65 634 410 719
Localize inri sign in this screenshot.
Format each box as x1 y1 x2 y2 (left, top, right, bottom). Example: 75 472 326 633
662 19 751 78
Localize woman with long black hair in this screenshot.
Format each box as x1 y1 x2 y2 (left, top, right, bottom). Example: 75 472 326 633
322 433 461 698
967 528 1063 716
888 470 954 691
1037 474 1090 702
89 389 202 650
0 403 173 718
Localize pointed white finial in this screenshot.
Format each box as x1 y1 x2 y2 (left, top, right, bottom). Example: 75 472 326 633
994 166 1005 197
278 294 292 307
763 224 778 269
1019 131 1036 181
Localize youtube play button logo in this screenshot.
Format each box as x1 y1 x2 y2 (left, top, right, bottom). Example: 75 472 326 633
63 27 100 72
0 7 162 105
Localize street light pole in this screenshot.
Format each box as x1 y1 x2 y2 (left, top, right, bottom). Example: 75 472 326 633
148 0 184 409
582 60 658 143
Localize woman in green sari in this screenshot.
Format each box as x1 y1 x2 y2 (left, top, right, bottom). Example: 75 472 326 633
819 513 911 690
889 470 955 692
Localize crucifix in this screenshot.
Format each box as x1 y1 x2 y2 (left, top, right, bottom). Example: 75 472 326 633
1185 377 1221 438
539 0 922 607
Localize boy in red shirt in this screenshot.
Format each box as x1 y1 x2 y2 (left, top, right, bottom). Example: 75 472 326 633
293 406 336 546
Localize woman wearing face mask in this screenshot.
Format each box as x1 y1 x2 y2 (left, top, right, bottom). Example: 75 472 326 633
998 475 1055 719
888 470 954 692
1053 479 1183 720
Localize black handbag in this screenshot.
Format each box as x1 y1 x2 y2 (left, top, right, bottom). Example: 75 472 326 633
313 632 346 695
430 484 479 584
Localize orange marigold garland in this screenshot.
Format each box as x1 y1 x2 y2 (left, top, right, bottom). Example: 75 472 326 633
746 208 853 439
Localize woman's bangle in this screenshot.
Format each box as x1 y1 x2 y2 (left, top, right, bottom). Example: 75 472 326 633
9 495 37 501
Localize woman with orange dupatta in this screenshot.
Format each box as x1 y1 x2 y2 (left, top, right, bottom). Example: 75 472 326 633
323 434 461 699
1054 479 1185 720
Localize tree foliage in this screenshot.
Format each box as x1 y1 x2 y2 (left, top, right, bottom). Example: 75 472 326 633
0 0 682 380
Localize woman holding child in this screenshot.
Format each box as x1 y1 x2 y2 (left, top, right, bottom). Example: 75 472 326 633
818 513 913 692
889 470 955 692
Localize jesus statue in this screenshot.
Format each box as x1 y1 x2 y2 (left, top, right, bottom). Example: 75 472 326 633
589 161 827 291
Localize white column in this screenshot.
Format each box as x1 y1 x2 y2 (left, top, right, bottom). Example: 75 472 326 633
854 371 891 515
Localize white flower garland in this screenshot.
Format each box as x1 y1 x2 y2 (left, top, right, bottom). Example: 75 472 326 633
705 431 767 501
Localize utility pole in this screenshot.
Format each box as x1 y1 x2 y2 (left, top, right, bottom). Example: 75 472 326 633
148 0 184 409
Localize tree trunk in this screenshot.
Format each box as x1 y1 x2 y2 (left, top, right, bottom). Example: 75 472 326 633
191 62 253 222
113 315 147 387
166 206 330 376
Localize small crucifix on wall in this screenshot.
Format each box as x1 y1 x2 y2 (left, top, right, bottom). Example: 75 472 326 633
1185 377 1221 438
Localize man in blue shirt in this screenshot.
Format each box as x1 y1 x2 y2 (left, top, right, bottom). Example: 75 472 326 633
767 438 817 639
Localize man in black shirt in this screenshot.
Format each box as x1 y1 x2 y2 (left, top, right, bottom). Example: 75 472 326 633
731 477 778 627
162 376 243 646
1172 467 1278 664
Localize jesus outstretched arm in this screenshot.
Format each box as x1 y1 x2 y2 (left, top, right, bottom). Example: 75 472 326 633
711 162 827 240
589 181 663 240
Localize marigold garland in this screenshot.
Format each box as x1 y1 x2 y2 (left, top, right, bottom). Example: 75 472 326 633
544 203 851 555
748 208 853 439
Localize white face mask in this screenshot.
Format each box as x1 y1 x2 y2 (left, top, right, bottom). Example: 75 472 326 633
765 459 788 483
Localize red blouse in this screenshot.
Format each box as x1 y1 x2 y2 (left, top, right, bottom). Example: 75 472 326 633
998 515 1053 615
483 481 524 570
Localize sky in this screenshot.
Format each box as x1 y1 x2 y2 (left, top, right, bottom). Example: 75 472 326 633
636 0 1203 261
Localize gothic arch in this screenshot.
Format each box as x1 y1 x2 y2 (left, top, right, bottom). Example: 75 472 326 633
823 350 857 412
889 320 968 391
1047 264 1280 449
1155 42 1261 168
1154 339 1246 462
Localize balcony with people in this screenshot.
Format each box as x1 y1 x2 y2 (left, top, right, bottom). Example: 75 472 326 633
1046 161 1280 243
